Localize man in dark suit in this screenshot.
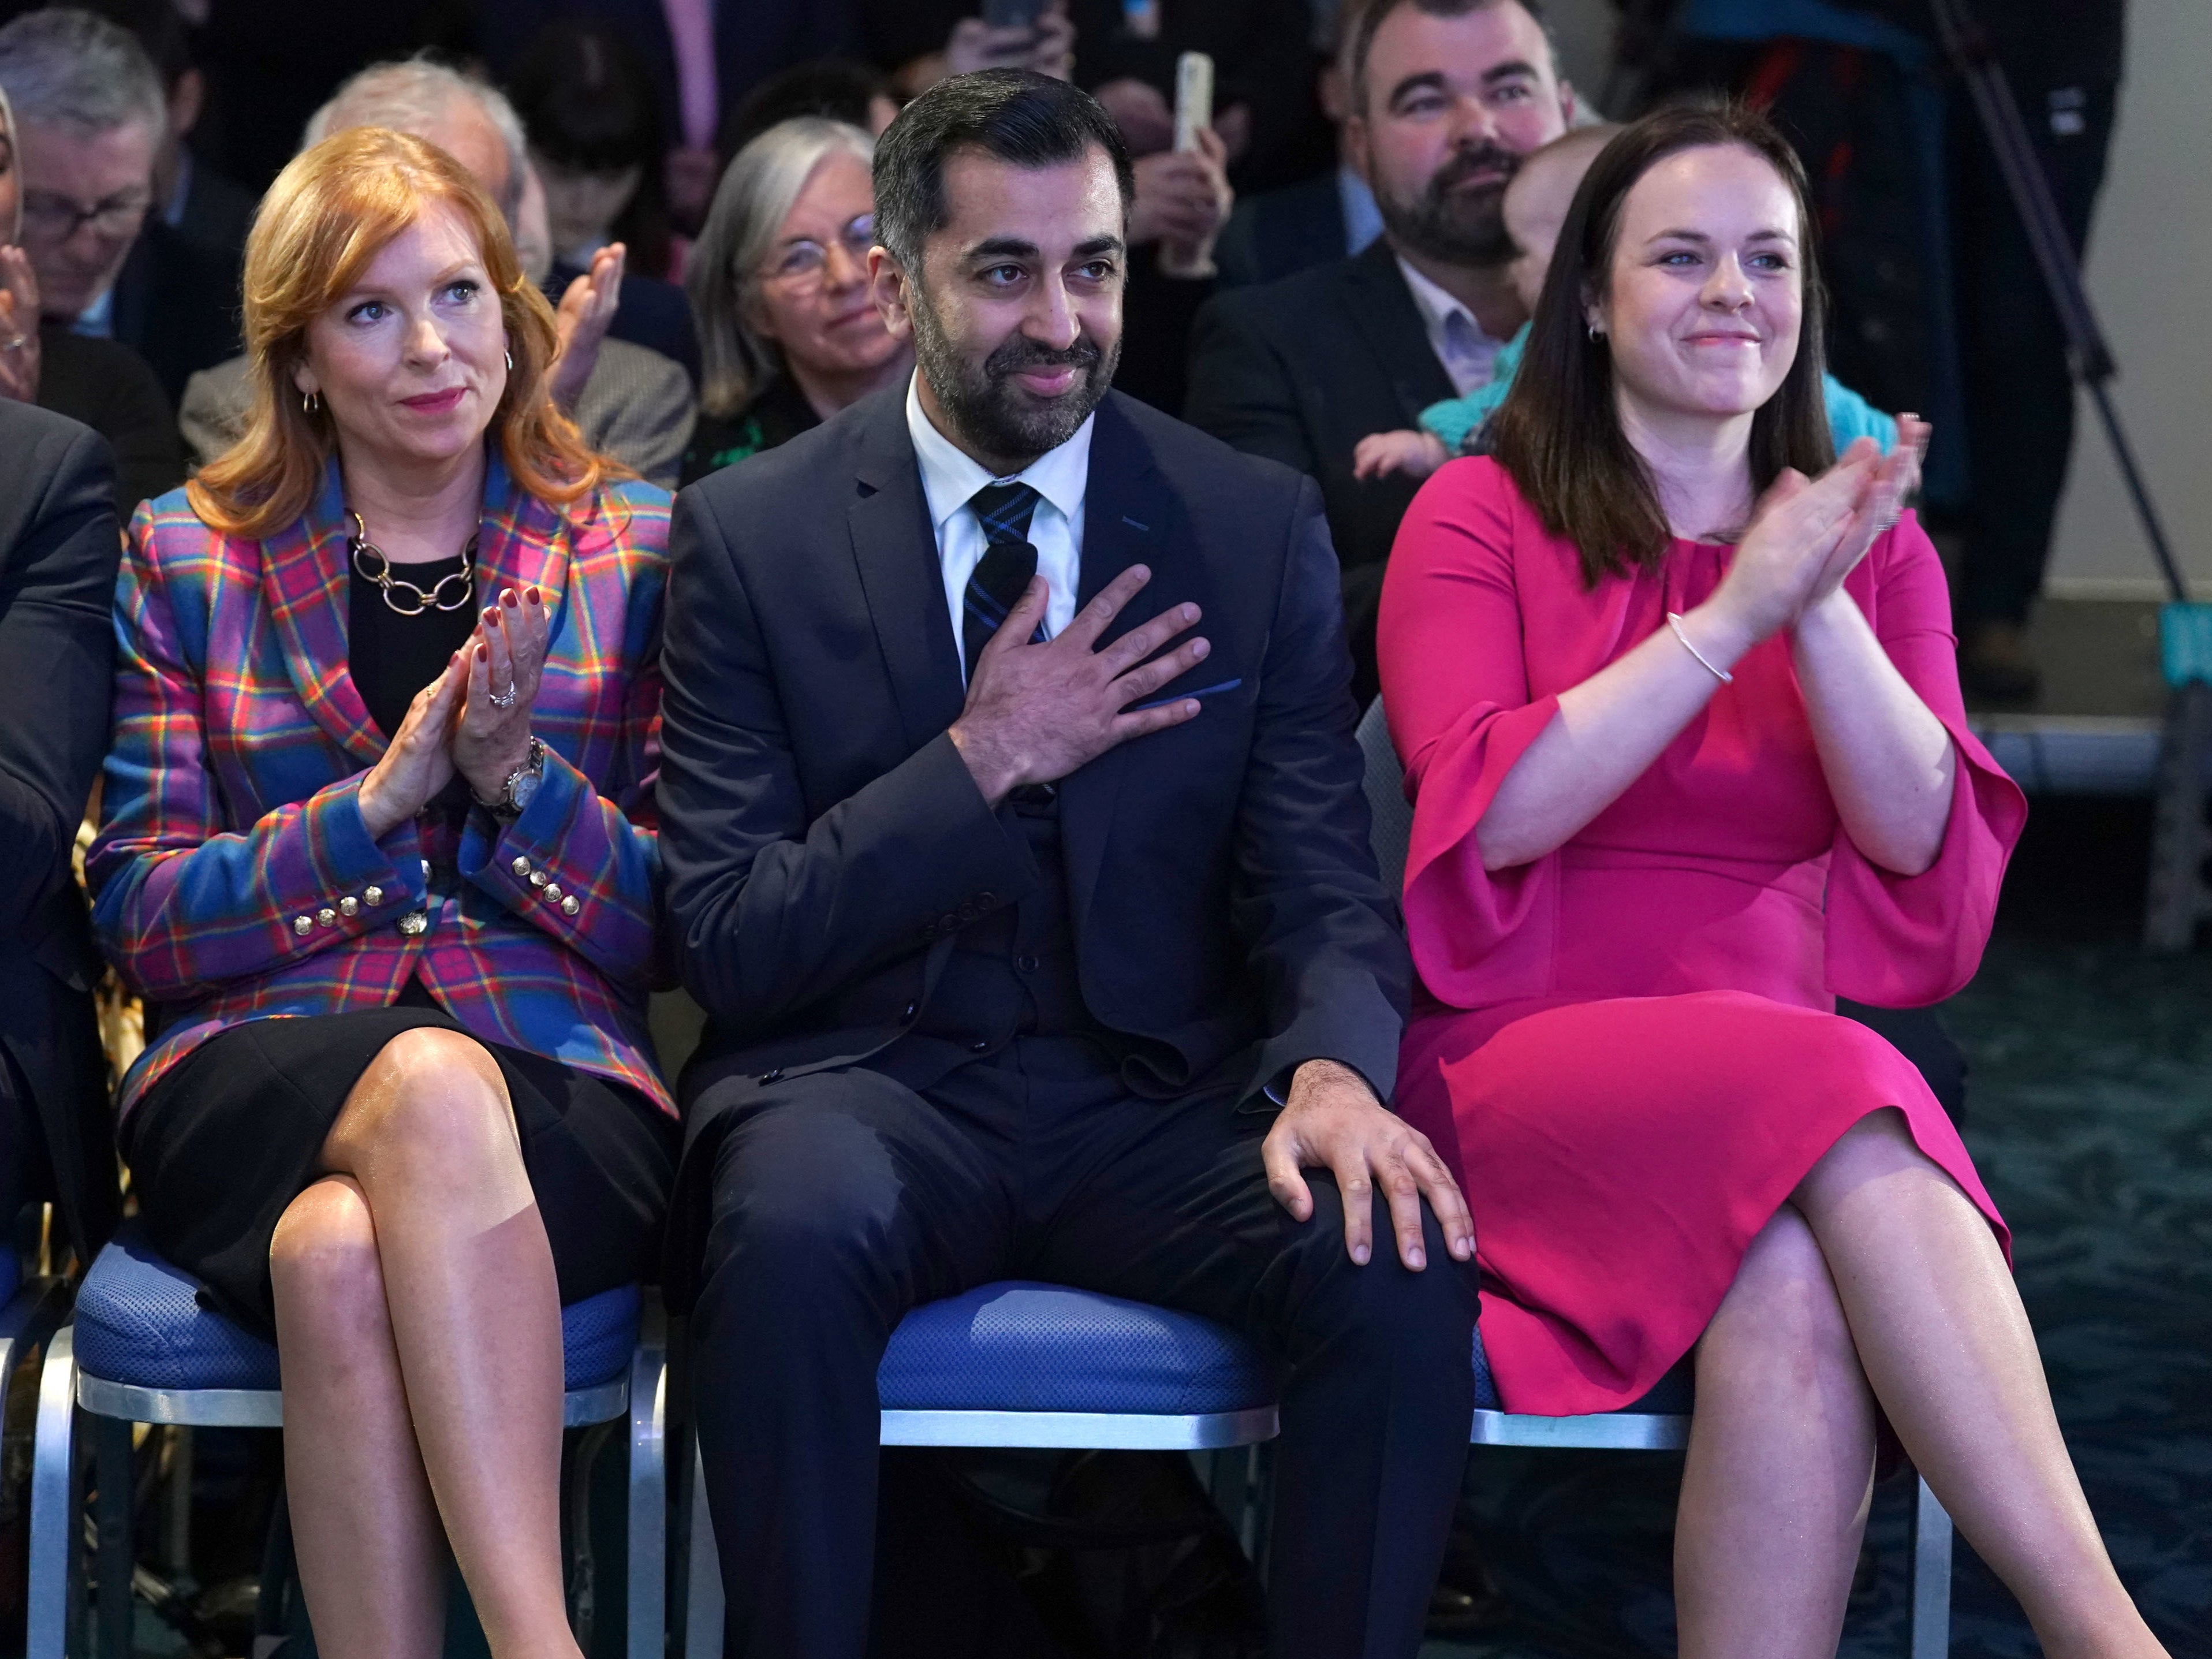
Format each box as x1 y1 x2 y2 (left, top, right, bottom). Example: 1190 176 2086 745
659 70 1478 1659
0 8 237 408
0 399 122 1267
1185 0 1575 702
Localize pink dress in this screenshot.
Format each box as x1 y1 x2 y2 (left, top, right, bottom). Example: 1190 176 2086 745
1378 458 2028 1416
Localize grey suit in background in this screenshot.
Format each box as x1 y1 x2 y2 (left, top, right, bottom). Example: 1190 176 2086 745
178 338 697 489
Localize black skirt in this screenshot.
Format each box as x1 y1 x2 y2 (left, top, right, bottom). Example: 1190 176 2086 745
122 1000 680 1337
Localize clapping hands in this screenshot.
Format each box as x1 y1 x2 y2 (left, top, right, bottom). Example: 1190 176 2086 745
0 247 43 404
355 586 552 840
1705 416 1928 651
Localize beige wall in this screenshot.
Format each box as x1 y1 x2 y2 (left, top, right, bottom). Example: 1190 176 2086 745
2043 0 2212 599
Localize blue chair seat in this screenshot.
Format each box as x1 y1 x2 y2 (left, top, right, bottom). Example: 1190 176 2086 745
1472 1326 1693 1416
73 1224 640 1395
878 1282 1277 1416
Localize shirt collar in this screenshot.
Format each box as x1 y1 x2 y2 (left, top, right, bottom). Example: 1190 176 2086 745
72 284 115 339
162 150 194 229
905 370 1094 534
1394 255 1486 342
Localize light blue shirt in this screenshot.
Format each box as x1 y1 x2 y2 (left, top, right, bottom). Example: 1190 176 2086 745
71 284 114 340
1338 165 1383 258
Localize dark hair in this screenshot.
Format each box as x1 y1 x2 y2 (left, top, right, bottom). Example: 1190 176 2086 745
80 0 189 95
1350 0 1550 115
720 58 892 163
507 20 670 275
872 69 1132 272
1489 100 1835 586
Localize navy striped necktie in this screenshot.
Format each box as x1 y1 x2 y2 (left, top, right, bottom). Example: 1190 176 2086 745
963 481 1046 681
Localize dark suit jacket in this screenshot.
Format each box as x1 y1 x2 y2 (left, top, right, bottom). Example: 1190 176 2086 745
36 327 185 520
0 401 122 1262
658 387 1407 1118
1215 172 1349 292
109 219 243 409
1185 238 1453 704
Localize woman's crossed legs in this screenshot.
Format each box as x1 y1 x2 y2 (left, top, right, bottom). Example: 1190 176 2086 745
267 1027 579 1659
1678 1108 2166 1659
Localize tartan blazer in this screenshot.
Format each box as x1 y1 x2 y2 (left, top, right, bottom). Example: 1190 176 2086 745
88 456 674 1117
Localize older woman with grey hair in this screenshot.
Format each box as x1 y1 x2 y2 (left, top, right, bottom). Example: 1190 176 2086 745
679 117 910 486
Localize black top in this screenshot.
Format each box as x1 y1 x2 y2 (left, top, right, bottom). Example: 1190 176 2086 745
349 550 479 741
678 372 821 488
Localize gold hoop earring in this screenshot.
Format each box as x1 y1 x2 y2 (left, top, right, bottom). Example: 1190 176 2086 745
301 389 322 415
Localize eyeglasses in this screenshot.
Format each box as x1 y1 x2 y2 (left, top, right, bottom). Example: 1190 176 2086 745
19 188 152 242
758 214 876 286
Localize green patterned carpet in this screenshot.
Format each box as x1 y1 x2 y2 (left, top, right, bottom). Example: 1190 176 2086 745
1427 800 2212 1658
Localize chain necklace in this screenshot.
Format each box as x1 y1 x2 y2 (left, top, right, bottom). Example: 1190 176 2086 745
348 512 480 616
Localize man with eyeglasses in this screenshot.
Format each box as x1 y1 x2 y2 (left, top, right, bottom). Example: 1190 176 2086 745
0 8 236 409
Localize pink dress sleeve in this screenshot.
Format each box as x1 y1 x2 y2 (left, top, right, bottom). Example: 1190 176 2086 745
1825 512 2027 1006
1377 460 1564 1006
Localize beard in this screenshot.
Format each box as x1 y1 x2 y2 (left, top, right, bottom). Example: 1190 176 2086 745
909 285 1120 465
1375 140 1524 268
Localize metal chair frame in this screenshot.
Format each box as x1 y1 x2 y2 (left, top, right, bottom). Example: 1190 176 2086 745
27 1314 669 1659
1471 1404 1953 1657
678 1366 1281 1657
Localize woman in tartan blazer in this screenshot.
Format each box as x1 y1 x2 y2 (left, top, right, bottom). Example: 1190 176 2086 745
87 127 676 1659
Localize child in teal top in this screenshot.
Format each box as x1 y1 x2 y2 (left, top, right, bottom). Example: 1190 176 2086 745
1352 125 1899 486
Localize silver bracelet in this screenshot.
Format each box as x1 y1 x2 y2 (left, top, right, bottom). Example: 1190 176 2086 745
1666 612 1733 684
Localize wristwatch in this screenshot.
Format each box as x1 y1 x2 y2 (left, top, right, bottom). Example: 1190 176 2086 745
482 735 547 821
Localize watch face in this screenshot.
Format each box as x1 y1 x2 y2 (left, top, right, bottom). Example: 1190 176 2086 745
509 767 543 814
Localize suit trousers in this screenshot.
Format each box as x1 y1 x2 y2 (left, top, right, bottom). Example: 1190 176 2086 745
687 1035 1479 1659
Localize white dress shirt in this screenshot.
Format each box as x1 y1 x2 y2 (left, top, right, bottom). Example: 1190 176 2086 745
905 372 1092 683
1395 255 1506 399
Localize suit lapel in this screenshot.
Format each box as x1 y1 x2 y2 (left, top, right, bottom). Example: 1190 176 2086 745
473 453 573 631
256 463 383 766
1060 396 1211 935
1342 239 1456 426
848 394 967 753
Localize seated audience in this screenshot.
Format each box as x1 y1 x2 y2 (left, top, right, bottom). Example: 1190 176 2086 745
506 18 702 378
0 397 122 1271
468 0 867 233
1352 122 1900 480
0 83 181 515
718 57 901 156
509 20 673 278
0 7 237 406
511 162 695 488
1379 102 2166 1656
863 0 1074 99
83 0 257 268
180 57 696 490
680 115 908 486
657 69 1478 1659
87 127 677 1659
1214 0 1382 290
1185 0 1574 703
862 0 1328 192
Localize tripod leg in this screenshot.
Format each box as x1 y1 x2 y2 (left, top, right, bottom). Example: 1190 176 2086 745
2144 680 2212 952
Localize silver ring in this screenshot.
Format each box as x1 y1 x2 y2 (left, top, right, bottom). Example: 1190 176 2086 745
0 334 24 353
486 687 518 709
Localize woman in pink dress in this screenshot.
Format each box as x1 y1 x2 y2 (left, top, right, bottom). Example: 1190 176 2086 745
1380 105 2166 1657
